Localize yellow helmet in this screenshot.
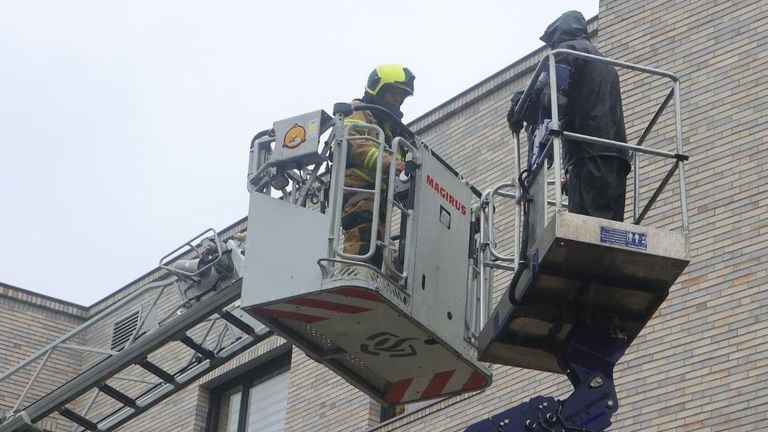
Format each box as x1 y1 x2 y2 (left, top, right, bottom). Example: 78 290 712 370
364 64 415 98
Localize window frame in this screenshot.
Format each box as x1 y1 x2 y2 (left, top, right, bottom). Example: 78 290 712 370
205 349 291 432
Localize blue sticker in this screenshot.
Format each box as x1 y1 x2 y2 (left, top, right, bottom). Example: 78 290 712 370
600 226 648 250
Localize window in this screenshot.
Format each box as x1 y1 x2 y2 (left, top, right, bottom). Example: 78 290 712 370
245 372 289 431
217 387 242 432
206 350 291 432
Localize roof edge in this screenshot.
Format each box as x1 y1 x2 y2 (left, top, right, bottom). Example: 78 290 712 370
0 281 89 318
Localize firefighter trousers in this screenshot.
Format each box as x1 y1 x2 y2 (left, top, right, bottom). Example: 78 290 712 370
341 192 385 267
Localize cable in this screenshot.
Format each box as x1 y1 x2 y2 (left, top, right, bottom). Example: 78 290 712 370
508 169 532 305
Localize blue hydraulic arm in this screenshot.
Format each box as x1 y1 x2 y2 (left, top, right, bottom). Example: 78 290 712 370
465 327 627 432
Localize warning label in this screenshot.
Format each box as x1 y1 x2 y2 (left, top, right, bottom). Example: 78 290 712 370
600 226 648 250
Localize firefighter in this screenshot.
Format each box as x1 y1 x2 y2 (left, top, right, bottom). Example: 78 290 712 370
341 64 415 266
508 10 631 222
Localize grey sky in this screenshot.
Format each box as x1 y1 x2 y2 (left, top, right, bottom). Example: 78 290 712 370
0 1 597 305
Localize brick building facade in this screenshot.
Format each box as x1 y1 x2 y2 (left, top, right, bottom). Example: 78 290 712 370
2 1 767 430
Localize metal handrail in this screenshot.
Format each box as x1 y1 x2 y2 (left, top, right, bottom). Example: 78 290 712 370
246 132 277 193
382 136 418 281
330 123 387 262
481 183 519 262
159 228 224 281
510 48 689 232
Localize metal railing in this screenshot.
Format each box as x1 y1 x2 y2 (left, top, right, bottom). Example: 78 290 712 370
516 48 689 230
325 119 417 282
329 122 388 263
382 136 418 280
247 130 333 208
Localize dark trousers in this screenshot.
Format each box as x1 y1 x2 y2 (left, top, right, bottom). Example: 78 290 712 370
566 156 629 222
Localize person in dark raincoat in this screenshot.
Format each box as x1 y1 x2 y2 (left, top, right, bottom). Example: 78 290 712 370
508 10 631 221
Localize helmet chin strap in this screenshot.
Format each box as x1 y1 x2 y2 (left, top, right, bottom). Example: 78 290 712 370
362 93 404 120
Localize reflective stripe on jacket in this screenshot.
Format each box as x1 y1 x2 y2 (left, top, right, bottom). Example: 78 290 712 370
342 99 402 186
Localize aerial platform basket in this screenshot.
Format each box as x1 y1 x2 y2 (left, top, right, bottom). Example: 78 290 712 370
478 211 690 373
245 257 490 405
475 48 692 375
241 107 491 405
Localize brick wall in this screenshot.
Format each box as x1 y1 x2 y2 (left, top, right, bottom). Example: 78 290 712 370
598 1 768 430
284 348 380 432
0 284 87 432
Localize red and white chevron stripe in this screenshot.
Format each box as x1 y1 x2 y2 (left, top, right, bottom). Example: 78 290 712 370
384 369 488 403
250 287 380 323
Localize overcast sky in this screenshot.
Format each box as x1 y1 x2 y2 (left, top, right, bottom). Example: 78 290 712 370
0 0 598 305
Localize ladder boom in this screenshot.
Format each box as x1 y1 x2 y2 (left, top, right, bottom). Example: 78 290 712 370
1 235 271 432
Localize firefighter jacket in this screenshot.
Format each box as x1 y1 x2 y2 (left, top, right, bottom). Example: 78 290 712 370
535 11 631 174
342 99 404 188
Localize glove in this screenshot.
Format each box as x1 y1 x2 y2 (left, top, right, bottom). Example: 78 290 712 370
506 91 525 133
561 174 568 195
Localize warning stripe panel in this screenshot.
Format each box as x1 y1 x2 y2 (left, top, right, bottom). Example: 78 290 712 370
256 302 340 321
384 378 414 404
251 307 327 324
252 289 389 326
312 291 381 310
462 371 489 390
388 367 488 403
330 287 383 303
421 369 456 399
285 297 372 314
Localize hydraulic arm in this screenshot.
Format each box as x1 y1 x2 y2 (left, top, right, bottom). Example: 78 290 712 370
466 327 626 431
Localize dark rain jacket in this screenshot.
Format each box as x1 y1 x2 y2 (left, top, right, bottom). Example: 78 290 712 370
536 11 631 173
